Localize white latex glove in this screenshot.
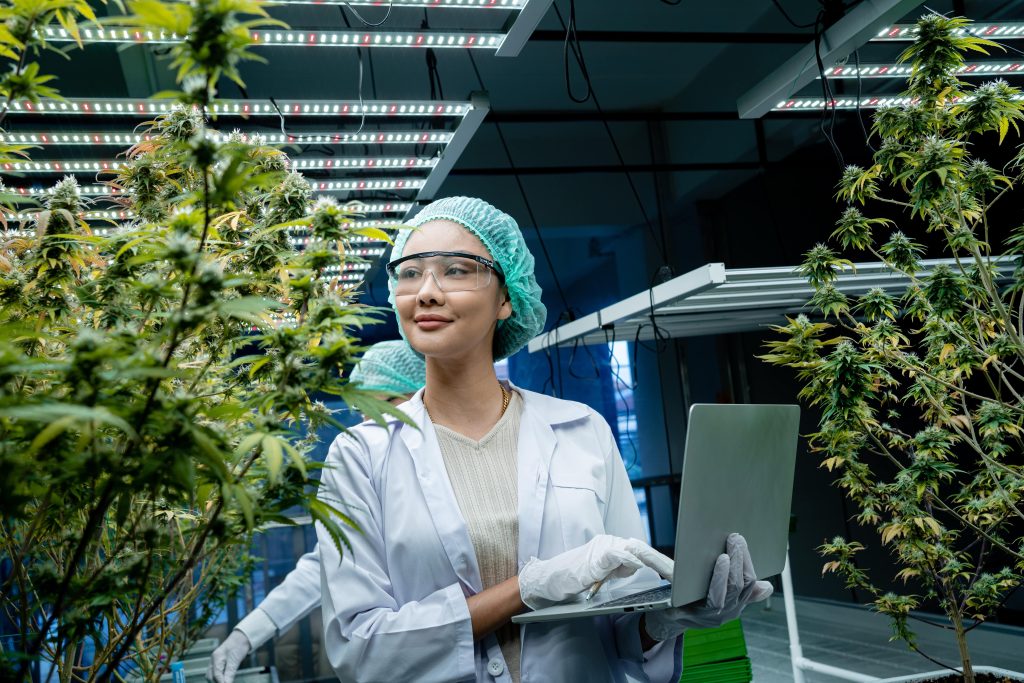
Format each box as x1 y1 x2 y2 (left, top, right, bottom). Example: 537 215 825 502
519 534 673 609
644 533 773 641
206 630 251 683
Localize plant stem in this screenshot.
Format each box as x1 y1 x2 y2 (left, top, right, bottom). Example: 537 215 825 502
949 607 975 683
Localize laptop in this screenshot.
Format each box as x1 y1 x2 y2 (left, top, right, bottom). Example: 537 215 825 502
512 403 799 624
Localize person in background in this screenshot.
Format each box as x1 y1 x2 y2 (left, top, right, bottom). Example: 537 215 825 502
206 340 426 683
316 196 772 683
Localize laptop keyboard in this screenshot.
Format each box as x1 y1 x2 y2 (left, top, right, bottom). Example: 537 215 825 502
591 584 672 609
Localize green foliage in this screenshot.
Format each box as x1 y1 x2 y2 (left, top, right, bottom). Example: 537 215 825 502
761 15 1024 682
0 0 403 681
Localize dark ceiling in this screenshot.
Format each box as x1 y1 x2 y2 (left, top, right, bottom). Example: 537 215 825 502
8 0 1024 331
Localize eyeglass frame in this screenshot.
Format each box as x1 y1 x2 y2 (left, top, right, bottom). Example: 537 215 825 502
385 250 506 293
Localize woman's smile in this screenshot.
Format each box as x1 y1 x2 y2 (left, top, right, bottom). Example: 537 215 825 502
414 313 453 330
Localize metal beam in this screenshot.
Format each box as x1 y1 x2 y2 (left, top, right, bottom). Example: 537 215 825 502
450 161 762 176
495 0 555 57
416 91 490 201
528 30 809 44
487 110 740 123
737 0 925 119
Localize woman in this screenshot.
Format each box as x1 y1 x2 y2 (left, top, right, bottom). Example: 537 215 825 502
316 197 771 682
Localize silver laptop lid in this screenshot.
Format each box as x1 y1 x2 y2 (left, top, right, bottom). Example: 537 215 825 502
671 403 800 606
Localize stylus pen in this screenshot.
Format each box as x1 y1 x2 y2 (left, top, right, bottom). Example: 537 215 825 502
584 580 604 602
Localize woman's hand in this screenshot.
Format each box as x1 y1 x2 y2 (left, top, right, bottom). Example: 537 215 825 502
519 535 673 609
642 533 772 642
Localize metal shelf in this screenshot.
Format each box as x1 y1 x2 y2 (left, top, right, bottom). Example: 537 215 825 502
527 256 1020 352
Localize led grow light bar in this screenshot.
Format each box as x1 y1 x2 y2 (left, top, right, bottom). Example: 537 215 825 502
1 98 473 118
875 21 1024 41
2 157 437 174
822 60 1024 79
773 93 1024 111
4 211 396 233
6 178 425 199
42 26 504 49
0 130 454 146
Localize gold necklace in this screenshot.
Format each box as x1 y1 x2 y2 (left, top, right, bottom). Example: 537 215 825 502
499 383 510 417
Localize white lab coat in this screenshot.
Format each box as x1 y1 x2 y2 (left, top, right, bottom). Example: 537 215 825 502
316 383 682 683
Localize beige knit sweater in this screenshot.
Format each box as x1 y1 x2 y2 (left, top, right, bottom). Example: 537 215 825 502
434 390 522 683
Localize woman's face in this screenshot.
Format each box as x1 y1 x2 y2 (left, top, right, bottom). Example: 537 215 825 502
394 219 511 361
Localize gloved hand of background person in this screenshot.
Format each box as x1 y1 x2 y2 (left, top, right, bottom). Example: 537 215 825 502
643 533 773 641
519 534 673 609
206 630 251 683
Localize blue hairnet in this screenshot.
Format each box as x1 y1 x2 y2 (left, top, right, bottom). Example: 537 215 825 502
389 196 547 360
349 340 426 395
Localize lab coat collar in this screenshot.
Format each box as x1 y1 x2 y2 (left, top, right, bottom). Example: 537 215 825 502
393 381 590 441
393 381 589 593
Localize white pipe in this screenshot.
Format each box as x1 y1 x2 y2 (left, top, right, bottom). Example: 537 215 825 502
781 550 808 683
797 656 882 682
782 549 882 682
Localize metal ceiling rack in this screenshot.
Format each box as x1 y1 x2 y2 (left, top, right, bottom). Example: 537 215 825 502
738 1 1024 119
2 93 489 279
35 0 553 57
527 256 1020 353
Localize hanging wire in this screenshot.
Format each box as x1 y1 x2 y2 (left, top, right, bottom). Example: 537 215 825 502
813 7 845 169
466 51 574 318
562 0 593 104
853 49 877 152
553 1 671 266
269 47 367 144
771 0 817 28
338 0 394 27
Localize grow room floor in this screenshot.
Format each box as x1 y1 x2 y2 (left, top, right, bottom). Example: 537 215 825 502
745 596 1024 681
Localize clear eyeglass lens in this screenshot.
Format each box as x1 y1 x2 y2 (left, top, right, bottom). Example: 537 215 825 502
391 255 492 295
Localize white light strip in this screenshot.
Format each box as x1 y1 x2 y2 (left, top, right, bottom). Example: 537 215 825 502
7 178 424 198
342 201 413 214
311 178 425 192
876 22 1024 41
3 223 391 251
6 211 134 223
6 212 392 235
43 26 504 49
1 98 472 118
0 130 454 146
822 60 1024 79
2 157 436 174
269 0 524 7
289 157 436 171
773 93 1024 111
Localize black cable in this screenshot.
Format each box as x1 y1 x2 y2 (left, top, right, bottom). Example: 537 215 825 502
853 50 876 153
562 0 593 104
552 2 670 266
771 0 817 28
659 0 682 5
813 9 845 169
567 336 602 380
268 47 366 144
466 51 573 317
338 0 393 27
646 122 671 264
542 345 556 397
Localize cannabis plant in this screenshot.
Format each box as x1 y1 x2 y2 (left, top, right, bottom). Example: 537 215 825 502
0 1 400 681
762 15 1024 683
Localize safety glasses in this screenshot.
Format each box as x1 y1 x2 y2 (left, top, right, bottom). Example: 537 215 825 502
386 251 504 296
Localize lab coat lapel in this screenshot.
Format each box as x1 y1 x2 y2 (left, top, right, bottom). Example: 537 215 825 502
515 391 556 567
398 392 483 594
